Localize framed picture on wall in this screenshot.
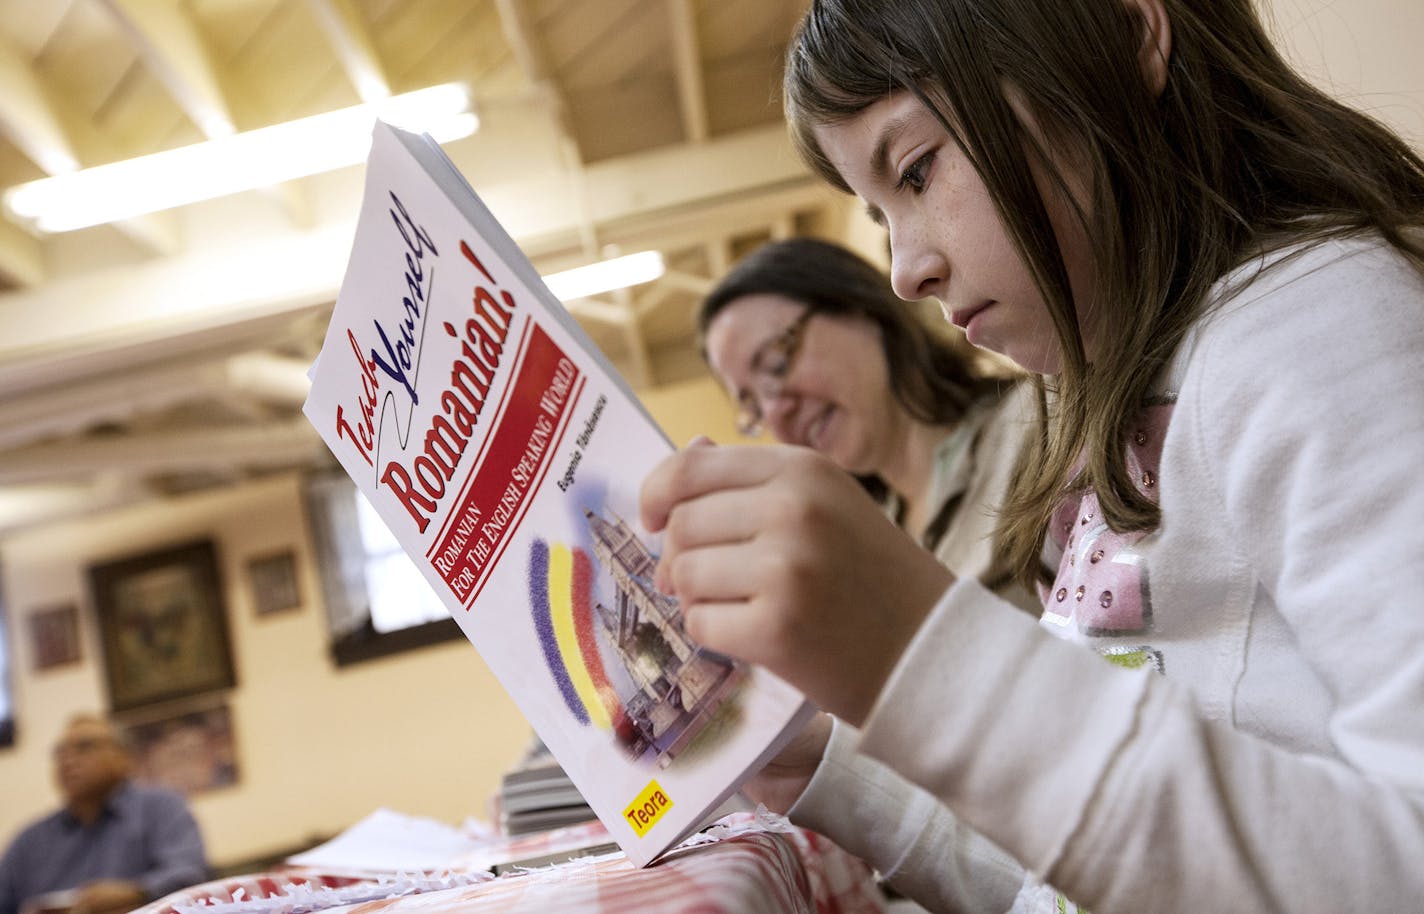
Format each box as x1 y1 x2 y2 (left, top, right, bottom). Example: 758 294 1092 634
246 549 301 616
89 540 237 712
121 702 239 795
27 603 82 671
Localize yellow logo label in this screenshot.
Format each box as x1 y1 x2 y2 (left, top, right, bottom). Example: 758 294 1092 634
623 780 673 837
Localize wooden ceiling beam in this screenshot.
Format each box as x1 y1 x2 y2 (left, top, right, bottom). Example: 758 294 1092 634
0 418 323 486
98 0 236 137
74 1 234 252
0 67 183 259
565 297 635 326
657 268 713 296
632 282 675 319
113 210 181 256
0 35 81 175
0 217 42 288
0 350 313 452
615 286 653 388
493 0 585 166
305 0 390 101
0 358 228 450
667 0 708 143
706 238 730 279
99 0 322 231
494 0 548 83
0 39 78 283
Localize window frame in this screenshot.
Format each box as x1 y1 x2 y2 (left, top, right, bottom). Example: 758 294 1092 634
303 470 463 667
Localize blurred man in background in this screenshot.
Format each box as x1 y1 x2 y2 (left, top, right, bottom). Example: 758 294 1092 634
0 713 208 914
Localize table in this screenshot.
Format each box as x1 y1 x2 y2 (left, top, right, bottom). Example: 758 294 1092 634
136 814 887 914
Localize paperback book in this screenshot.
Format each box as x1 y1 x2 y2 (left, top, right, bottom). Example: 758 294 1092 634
302 121 815 867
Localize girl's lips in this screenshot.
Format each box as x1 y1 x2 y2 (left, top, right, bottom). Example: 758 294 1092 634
949 301 993 330
951 301 994 344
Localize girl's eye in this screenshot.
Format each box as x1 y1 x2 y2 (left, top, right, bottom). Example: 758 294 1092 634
896 152 935 194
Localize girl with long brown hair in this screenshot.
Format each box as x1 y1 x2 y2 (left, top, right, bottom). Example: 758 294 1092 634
641 0 1424 910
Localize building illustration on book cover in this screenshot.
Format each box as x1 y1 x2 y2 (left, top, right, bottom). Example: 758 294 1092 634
529 507 743 769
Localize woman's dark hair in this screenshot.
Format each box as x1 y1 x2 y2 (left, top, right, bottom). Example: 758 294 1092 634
784 0 1424 585
699 236 995 426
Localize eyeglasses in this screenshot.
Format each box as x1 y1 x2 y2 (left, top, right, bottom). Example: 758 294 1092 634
734 307 814 437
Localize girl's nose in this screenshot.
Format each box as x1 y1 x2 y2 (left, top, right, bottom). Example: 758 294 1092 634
889 228 949 302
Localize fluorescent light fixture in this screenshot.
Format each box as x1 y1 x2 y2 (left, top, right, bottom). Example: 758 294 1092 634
543 251 666 301
4 83 477 233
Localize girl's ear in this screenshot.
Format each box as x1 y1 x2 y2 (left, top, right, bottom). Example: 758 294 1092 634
1127 0 1173 97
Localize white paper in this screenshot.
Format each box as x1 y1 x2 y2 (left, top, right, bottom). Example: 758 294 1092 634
286 808 484 870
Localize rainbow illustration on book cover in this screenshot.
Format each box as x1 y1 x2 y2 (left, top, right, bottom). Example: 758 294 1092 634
528 506 746 770
529 539 618 729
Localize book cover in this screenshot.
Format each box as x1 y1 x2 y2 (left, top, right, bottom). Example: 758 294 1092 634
302 121 814 867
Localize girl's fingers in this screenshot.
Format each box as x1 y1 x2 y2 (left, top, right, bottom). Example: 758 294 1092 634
640 443 799 533
662 483 770 549
644 444 814 593
681 597 785 667
661 539 762 606
639 441 954 723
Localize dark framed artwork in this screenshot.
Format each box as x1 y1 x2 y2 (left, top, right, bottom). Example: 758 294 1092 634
246 550 301 616
28 603 82 671
121 702 239 795
89 540 236 712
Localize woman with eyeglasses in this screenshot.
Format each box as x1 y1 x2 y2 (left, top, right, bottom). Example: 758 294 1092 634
698 237 1036 609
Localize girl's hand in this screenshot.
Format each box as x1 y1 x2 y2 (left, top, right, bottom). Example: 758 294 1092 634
640 443 953 725
741 712 834 815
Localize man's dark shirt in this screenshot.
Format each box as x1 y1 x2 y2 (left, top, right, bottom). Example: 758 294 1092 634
0 781 207 914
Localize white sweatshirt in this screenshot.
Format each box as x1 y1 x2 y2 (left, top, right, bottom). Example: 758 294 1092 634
789 235 1424 913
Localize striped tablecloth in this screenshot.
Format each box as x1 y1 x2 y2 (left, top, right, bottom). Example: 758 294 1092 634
138 813 887 914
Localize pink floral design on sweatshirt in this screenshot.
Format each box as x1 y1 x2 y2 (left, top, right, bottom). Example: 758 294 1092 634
1041 401 1174 637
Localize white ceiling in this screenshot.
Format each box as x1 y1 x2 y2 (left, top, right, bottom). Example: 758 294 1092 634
0 0 867 534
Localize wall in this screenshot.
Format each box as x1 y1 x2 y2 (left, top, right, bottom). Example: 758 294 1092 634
0 374 744 868
639 374 744 447
0 472 530 867
1264 0 1424 149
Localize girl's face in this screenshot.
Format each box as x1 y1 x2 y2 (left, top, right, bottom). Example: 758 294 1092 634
812 91 1096 375
705 292 910 475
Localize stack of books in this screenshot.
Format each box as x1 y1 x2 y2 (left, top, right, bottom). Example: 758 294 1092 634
497 740 599 836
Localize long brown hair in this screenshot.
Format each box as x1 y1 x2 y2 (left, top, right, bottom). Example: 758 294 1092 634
784 0 1424 585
